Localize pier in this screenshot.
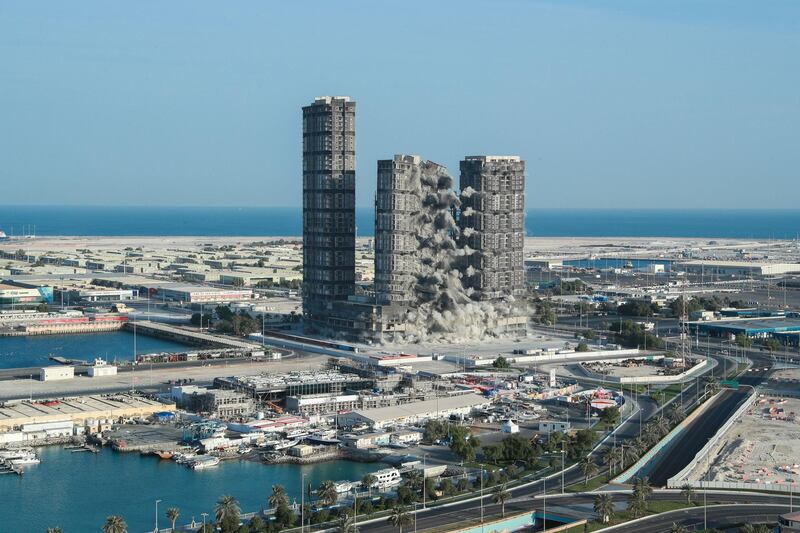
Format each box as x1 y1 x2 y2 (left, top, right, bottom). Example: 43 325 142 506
124 321 259 350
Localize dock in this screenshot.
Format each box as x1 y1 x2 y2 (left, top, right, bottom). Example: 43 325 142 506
124 321 260 350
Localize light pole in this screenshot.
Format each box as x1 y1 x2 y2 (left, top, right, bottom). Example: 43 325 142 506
480 467 484 532
422 453 427 509
542 474 547 532
301 472 306 533
561 440 565 495
154 499 162 533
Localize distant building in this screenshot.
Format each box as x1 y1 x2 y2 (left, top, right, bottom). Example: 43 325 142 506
336 394 490 429
302 96 357 328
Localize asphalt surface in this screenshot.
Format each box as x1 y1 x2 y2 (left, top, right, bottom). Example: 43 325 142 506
355 490 793 533
644 341 775 486
605 504 790 533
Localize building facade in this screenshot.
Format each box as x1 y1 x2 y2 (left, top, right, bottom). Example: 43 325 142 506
302 96 357 326
459 156 526 301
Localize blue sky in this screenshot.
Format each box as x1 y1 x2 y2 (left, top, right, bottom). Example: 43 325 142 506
1 1 798 208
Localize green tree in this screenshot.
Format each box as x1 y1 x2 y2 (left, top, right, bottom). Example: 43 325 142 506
269 484 289 509
631 476 653 510
735 333 753 348
215 495 241 532
763 337 782 353
680 483 695 504
165 507 180 532
670 523 688 533
579 456 599 484
318 480 339 506
361 473 377 494
600 406 620 429
439 478 456 496
102 515 128 533
337 513 357 533
493 356 510 369
739 524 772 533
576 342 590 352
387 505 412 533
492 484 511 517
626 494 647 518
449 425 480 461
593 493 614 524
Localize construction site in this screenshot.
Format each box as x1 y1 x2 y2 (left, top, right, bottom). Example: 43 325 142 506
693 395 800 488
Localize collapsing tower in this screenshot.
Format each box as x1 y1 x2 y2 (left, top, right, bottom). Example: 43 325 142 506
459 156 526 301
372 154 527 341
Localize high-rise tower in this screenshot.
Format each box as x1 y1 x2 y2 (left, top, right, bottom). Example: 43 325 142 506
459 155 526 302
302 96 356 325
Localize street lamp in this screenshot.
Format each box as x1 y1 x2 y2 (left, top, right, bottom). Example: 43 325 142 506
301 472 306 533
154 499 162 533
201 512 208 531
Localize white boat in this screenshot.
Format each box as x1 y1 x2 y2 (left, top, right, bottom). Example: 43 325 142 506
0 448 34 459
307 431 340 445
269 439 299 451
173 452 197 464
0 230 7 241
190 456 220 470
372 468 402 488
284 429 309 439
10 456 40 466
334 480 353 493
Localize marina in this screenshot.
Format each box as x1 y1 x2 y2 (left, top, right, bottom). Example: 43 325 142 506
0 444 381 532
0 330 193 369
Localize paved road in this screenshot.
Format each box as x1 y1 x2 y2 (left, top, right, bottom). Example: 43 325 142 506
355 490 793 533
605 504 790 533
639 341 775 486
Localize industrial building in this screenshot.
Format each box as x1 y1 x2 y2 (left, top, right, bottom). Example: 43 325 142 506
0 282 52 309
39 366 74 381
336 393 490 429
214 370 373 403
302 96 357 328
691 317 800 339
0 394 173 432
680 260 800 277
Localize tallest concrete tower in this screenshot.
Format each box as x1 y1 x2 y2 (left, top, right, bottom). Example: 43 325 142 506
302 96 356 327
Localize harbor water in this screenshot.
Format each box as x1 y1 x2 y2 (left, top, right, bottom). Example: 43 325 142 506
0 331 191 369
1 446 380 532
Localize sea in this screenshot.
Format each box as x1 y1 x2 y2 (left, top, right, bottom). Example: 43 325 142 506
0 331 190 369
1 446 380 533
1 206 800 239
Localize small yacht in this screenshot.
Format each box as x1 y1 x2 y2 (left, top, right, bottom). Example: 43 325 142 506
190 456 220 470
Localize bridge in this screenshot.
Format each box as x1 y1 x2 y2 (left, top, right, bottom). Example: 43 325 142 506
124 321 260 350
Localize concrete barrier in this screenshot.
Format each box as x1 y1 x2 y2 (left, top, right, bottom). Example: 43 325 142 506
612 389 724 484
666 389 758 488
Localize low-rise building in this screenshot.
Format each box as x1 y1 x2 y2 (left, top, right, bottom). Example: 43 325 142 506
39 366 74 382
336 394 490 429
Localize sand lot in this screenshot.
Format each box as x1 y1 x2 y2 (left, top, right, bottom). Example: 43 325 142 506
701 396 800 487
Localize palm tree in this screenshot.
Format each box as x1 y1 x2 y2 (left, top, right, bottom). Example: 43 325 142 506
102 515 128 533
680 483 695 504
269 484 289 509
626 494 647 518
361 473 377 495
492 484 511 517
670 522 688 533
405 470 423 491
337 513 358 533
593 493 614 524
166 507 180 532
318 480 339 506
669 405 687 424
602 446 622 474
740 524 772 533
633 476 653 502
579 456 599 484
387 505 412 533
215 495 241 526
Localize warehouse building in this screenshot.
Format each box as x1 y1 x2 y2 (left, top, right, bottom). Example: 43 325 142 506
680 261 800 277
336 393 490 429
692 318 800 339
